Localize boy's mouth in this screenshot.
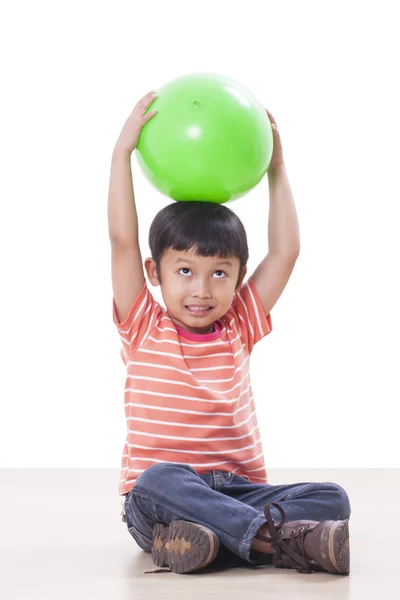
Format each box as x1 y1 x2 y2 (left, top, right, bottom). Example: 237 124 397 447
186 305 213 314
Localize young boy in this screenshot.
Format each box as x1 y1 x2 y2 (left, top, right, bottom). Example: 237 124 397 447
108 91 351 575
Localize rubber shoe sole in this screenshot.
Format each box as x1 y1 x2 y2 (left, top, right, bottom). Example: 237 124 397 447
307 519 350 574
152 520 219 574
326 519 350 574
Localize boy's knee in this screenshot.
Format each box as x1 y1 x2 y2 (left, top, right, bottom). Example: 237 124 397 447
136 462 195 490
327 482 351 520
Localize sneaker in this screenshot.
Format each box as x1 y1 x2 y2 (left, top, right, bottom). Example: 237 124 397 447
256 502 350 574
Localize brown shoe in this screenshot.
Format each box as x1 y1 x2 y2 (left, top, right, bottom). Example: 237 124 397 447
150 520 220 574
256 502 350 575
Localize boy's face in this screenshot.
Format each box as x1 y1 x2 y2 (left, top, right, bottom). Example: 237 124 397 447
145 247 246 334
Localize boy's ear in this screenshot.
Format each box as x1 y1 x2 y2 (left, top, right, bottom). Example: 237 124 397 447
235 265 247 291
144 257 161 287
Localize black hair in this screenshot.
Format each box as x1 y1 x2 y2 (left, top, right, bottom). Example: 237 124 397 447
148 201 249 289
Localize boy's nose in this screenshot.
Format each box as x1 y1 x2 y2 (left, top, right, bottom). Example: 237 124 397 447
191 280 212 298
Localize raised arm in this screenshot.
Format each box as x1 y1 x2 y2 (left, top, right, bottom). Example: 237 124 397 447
108 91 158 323
250 110 300 315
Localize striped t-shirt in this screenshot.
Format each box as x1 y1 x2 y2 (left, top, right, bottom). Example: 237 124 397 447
113 276 272 497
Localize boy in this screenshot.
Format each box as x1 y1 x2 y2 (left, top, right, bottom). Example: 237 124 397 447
108 91 351 575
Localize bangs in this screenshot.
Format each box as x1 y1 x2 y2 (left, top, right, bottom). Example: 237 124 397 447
164 216 242 260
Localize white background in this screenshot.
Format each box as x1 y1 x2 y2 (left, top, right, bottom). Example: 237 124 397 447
1 0 399 468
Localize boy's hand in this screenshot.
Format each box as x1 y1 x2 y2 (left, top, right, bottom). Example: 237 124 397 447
115 91 158 154
266 109 285 171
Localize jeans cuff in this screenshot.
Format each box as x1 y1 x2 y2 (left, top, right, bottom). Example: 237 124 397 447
238 514 269 563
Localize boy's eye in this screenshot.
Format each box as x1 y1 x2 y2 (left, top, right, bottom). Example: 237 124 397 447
178 268 225 278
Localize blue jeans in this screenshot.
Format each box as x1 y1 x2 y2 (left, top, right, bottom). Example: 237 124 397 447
124 463 351 567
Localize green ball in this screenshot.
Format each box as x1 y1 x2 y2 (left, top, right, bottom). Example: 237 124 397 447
136 73 273 204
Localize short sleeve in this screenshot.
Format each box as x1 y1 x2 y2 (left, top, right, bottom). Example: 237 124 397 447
228 276 272 354
112 280 163 360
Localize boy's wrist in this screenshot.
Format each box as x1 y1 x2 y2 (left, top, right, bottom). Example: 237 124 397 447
113 144 133 160
267 164 286 180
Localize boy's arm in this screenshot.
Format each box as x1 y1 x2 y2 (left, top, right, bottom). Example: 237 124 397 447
251 165 300 315
250 112 300 315
108 148 145 324
108 92 158 323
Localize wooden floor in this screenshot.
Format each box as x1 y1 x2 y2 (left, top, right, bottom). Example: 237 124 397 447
1 468 397 599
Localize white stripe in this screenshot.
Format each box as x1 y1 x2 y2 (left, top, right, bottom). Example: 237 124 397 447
119 337 131 353
117 290 150 338
128 370 249 393
247 280 267 338
128 409 256 429
129 424 259 443
237 283 254 340
136 344 245 360
238 313 246 329
128 437 262 455
244 465 268 473
141 309 159 348
127 355 250 383
117 302 154 348
124 382 251 404
121 454 265 479
156 323 235 336
117 291 162 350
128 359 250 374
120 450 265 470
156 325 180 333
147 333 240 348
126 396 253 417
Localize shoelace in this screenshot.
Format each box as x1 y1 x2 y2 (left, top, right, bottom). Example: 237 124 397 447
256 502 314 574
144 568 170 574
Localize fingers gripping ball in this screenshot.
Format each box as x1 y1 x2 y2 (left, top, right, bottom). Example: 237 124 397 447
136 73 273 204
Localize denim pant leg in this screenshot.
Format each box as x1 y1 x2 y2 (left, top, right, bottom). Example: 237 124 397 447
215 475 352 566
224 477 352 523
124 463 268 564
